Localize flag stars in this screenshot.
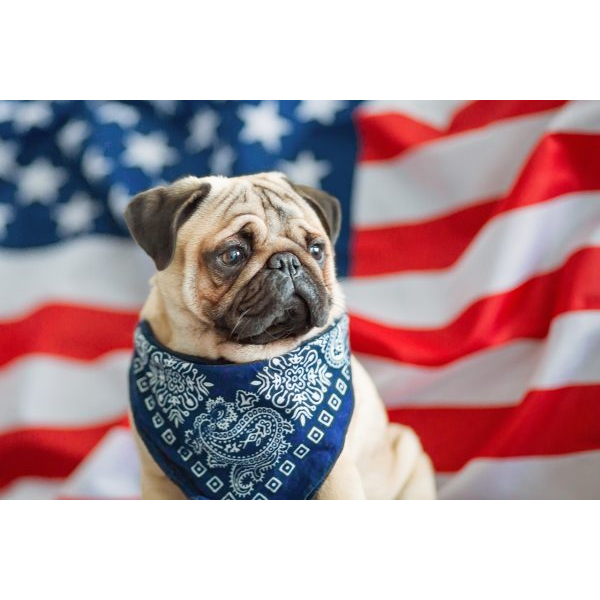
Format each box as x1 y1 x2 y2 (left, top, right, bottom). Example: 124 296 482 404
52 192 101 236
150 100 179 115
108 184 131 226
0 204 16 238
17 159 67 205
96 102 140 128
0 102 14 122
11 101 53 132
0 101 53 131
82 147 112 181
296 100 345 125
209 145 236 175
0 140 19 180
238 101 292 152
279 151 331 188
57 120 91 158
186 109 220 152
122 131 178 176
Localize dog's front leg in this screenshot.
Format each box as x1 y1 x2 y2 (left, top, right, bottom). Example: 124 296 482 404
315 449 366 500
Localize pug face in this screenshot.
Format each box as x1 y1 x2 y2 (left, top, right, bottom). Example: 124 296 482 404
125 172 344 359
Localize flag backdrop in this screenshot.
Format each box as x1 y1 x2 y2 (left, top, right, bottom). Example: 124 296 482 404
1 100 599 499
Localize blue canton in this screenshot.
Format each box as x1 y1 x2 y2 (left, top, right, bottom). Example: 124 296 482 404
129 315 354 499
0 101 363 275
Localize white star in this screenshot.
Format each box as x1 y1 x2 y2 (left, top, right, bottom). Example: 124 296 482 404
209 145 236 175
150 100 179 115
82 147 112 181
0 140 19 180
0 102 15 123
279 151 331 188
238 101 292 152
296 100 345 125
96 102 140 128
0 204 16 238
108 184 131 225
12 101 53 132
57 120 90 157
122 132 178 175
186 109 220 152
17 159 67 205
52 192 101 236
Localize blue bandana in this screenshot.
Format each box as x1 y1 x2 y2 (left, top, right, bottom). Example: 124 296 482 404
129 315 354 500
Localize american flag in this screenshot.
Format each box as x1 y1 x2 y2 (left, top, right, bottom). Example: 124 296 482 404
1 100 599 499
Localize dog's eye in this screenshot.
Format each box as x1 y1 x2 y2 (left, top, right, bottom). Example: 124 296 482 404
309 243 324 262
220 246 246 266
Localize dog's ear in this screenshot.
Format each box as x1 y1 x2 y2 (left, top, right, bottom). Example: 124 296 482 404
287 181 341 243
124 181 211 270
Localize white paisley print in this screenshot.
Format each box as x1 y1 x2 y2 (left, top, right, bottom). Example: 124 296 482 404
251 317 349 425
133 329 213 427
184 392 294 498
319 314 350 369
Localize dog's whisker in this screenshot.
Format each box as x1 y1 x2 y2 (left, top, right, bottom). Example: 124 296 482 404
230 308 251 339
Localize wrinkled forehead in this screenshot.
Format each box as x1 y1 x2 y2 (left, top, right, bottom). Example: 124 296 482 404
173 171 293 201
180 172 321 238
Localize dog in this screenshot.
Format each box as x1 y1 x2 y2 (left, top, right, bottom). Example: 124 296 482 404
124 172 435 500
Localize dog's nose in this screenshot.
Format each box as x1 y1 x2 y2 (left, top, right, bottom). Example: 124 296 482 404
267 252 301 276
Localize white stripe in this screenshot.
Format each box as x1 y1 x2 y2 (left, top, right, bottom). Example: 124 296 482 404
360 342 538 406
357 311 600 407
0 478 62 500
0 351 129 433
547 100 600 133
353 111 554 226
530 312 600 389
343 192 600 328
359 100 469 129
437 450 600 499
0 236 152 320
59 428 141 499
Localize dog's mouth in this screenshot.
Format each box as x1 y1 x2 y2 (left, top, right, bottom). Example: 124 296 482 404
237 294 312 344
215 262 331 346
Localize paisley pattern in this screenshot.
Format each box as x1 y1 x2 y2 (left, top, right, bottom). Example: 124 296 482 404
133 328 214 427
251 314 351 425
320 313 350 369
184 393 294 497
251 347 332 425
129 316 354 500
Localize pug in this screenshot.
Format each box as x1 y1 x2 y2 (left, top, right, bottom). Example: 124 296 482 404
124 172 435 500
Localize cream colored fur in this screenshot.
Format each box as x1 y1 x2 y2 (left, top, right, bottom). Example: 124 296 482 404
129 172 436 500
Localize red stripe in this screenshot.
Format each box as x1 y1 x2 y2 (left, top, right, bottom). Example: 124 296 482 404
350 247 600 366
352 200 496 275
0 304 138 367
356 112 440 162
352 133 600 275
0 416 129 489
358 100 567 162
388 385 600 472
449 100 567 135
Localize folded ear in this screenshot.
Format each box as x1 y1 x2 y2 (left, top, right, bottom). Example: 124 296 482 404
287 181 341 243
124 181 211 270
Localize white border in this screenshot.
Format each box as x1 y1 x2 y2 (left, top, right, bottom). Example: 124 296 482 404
1 501 598 598
3 1 600 98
